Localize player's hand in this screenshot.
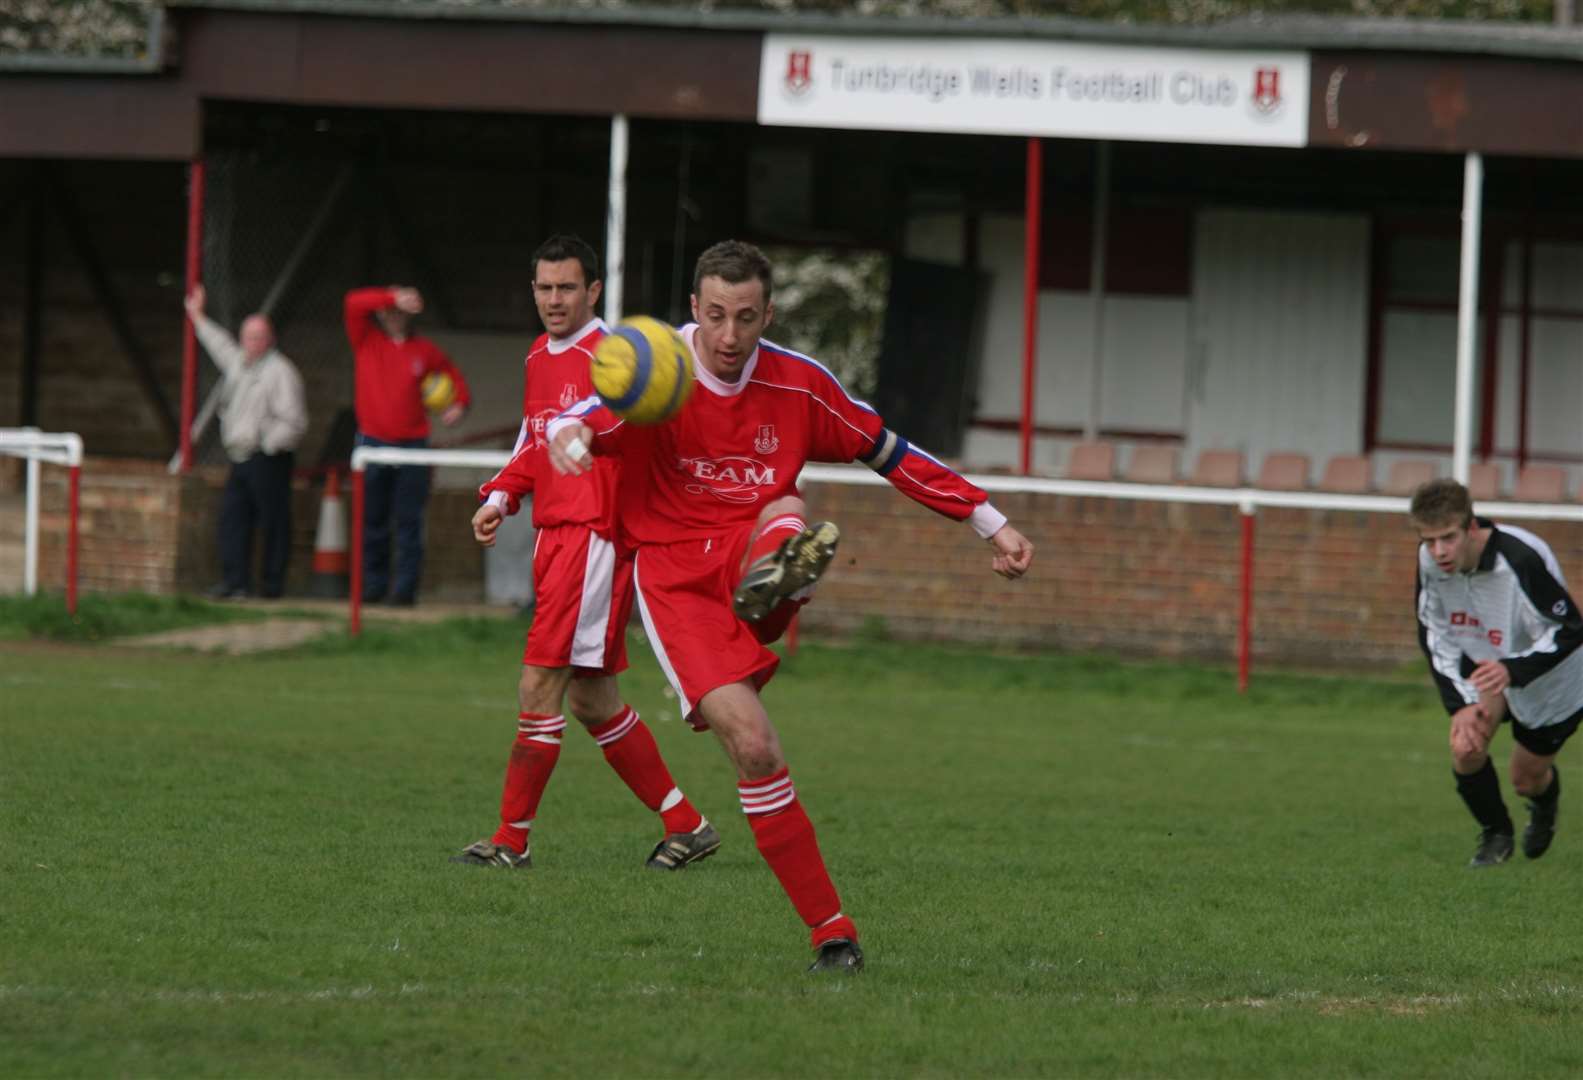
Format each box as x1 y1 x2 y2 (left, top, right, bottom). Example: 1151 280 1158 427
472 504 503 547
1470 659 1511 696
440 402 466 427
548 423 593 476
989 524 1033 580
390 287 424 314
184 283 206 317
1450 703 1497 759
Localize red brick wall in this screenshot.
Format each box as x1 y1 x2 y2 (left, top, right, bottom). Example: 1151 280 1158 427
797 483 1583 669
33 458 482 600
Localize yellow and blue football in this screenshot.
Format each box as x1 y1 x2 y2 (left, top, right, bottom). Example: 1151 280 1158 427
591 316 695 425
420 371 456 413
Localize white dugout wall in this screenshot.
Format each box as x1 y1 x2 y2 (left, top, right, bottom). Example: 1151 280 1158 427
917 208 1373 478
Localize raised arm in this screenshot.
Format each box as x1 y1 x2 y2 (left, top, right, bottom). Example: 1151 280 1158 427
803 363 1032 578
185 285 245 378
343 287 396 349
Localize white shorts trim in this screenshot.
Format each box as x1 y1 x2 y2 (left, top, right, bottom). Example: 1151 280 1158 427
570 533 616 669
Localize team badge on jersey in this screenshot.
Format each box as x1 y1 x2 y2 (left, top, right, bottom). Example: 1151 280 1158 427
559 384 580 409
754 424 780 455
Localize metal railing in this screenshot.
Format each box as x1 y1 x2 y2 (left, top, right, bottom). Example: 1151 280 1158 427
0 428 84 613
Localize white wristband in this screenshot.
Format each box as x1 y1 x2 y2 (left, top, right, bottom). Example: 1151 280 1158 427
567 438 589 463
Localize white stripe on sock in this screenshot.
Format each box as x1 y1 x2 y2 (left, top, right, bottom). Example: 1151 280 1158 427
659 787 683 812
594 708 639 747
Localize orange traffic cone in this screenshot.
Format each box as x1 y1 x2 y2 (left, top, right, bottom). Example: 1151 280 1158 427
309 468 349 599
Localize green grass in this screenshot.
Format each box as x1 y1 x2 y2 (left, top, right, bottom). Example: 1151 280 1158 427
4 619 1582 1077
0 591 300 643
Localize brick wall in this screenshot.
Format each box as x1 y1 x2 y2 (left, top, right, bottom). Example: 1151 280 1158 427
29 462 1583 670
33 457 483 600
797 483 1583 669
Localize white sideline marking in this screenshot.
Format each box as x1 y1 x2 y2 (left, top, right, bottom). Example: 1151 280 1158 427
0 983 428 1004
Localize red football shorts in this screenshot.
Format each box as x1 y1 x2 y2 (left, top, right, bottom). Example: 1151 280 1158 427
522 524 632 677
631 523 778 722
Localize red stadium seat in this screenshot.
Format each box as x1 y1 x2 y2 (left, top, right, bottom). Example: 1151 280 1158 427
1515 465 1568 502
1383 459 1437 496
1467 462 1502 501
1124 446 1179 484
1257 452 1311 491
1318 455 1372 493
1065 441 1117 481
1191 449 1244 488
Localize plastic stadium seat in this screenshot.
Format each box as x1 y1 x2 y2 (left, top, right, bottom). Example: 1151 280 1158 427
1124 446 1179 485
1318 455 1372 493
1257 452 1311 491
1515 465 1568 503
1065 441 1116 481
1383 459 1437 496
1467 462 1502 501
1190 449 1245 488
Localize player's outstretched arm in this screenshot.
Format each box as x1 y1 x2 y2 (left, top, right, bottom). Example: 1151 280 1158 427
989 523 1034 580
547 423 594 476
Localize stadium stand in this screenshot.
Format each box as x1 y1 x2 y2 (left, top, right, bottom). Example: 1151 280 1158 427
1191 449 1244 488
1318 454 1372 493
1257 452 1311 491
1124 446 1179 484
1467 461 1502 501
1384 459 1437 495
1515 464 1568 502
1065 441 1116 480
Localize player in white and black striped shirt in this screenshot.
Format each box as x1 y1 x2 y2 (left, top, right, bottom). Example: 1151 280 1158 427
1412 479 1581 867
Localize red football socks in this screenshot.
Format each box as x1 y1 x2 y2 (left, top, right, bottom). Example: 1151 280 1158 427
747 513 805 567
491 711 565 853
739 767 857 948
589 705 703 835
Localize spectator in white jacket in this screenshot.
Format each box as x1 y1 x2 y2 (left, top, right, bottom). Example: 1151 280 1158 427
185 285 308 600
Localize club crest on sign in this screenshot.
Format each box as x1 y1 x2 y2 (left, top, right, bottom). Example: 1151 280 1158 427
754 424 780 455
1250 66 1284 119
784 50 813 98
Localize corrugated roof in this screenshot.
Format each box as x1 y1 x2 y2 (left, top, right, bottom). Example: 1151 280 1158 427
168 0 1583 61
6 0 1583 69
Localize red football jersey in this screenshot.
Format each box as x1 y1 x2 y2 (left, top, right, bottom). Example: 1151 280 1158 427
479 319 617 535
550 324 1000 548
343 288 471 441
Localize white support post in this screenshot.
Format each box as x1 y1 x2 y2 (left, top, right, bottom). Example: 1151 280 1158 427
605 113 628 324
24 452 40 595
1453 152 1483 485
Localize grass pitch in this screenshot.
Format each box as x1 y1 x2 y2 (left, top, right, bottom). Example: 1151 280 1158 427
3 613 1582 1077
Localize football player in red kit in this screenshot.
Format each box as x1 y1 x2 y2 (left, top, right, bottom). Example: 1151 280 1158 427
454 235 717 872
548 240 1035 972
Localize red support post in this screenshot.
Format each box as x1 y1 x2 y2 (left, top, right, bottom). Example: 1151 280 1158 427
66 464 80 616
350 467 365 636
1238 505 1255 694
179 158 206 473
1020 137 1043 477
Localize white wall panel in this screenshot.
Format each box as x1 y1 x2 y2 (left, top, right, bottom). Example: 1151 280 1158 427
1188 209 1369 468
967 214 1189 468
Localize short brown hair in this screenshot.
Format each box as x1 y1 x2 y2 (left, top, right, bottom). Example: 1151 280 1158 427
1410 478 1474 529
692 240 773 303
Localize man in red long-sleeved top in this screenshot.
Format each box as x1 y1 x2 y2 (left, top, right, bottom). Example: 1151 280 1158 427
452 235 716 872
548 240 1035 974
344 284 470 606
